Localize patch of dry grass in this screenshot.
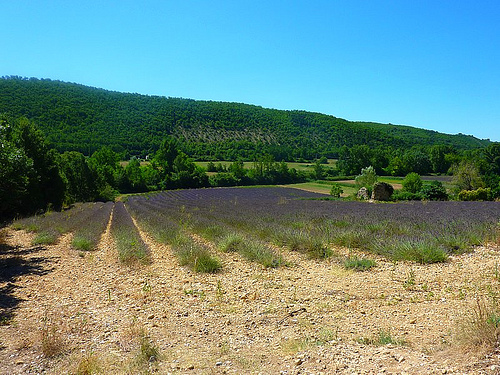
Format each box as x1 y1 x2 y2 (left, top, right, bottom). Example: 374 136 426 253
119 318 161 373
40 316 66 358
455 297 500 352
74 352 102 375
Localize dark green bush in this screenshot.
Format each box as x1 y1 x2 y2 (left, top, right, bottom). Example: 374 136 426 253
329 183 343 198
392 191 422 201
402 172 423 194
420 180 448 201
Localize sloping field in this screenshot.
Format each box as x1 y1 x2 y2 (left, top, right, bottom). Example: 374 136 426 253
1 187 500 374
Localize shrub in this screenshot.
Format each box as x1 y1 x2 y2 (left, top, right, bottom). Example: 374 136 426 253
402 172 423 193
174 234 222 273
392 190 422 201
32 231 58 245
72 236 93 251
40 319 66 357
219 233 245 253
75 352 101 375
238 241 283 268
355 166 377 189
329 183 343 198
458 188 492 201
392 240 448 264
420 180 448 201
357 330 405 346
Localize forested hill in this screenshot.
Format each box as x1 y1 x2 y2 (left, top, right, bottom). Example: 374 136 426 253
0 76 490 160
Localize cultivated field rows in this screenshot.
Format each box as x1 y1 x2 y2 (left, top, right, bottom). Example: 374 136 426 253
2 187 500 373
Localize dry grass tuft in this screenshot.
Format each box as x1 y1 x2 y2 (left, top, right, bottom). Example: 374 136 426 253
456 297 500 352
120 319 161 372
40 319 66 358
74 351 101 375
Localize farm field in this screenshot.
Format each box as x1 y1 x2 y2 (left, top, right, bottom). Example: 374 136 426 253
195 160 338 172
286 176 453 196
1 187 500 374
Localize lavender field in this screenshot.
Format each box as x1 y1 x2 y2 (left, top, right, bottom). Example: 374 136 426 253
11 187 500 268
125 187 500 265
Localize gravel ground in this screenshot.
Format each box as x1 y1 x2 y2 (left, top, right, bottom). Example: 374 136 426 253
1 220 500 374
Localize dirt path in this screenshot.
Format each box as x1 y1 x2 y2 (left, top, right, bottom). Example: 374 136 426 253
1 225 500 374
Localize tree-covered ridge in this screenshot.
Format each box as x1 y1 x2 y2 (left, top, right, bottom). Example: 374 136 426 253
0 76 490 160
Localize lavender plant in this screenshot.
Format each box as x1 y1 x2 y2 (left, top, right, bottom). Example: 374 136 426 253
110 202 150 265
72 202 114 251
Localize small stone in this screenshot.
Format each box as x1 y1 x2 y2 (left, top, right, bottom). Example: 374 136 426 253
295 358 303 366
397 356 405 363
216 361 223 366
187 364 195 370
409 318 417 324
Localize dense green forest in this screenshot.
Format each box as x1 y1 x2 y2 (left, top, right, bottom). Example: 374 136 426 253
0 76 490 160
1 76 499 221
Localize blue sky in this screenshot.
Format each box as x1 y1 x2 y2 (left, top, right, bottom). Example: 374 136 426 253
2 1 499 141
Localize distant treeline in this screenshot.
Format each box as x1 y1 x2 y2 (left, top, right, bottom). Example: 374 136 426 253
1 114 500 220
0 115 315 220
0 76 490 161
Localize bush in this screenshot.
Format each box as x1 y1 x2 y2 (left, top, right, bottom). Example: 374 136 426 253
72 236 93 251
402 172 423 193
420 180 448 201
392 190 422 201
219 233 245 253
355 166 377 189
458 188 492 201
329 183 343 198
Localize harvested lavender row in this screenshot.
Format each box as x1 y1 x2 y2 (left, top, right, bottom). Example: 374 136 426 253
72 202 114 251
136 189 331 259
110 202 150 264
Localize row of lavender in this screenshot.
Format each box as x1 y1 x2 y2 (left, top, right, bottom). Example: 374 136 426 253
125 189 288 268
12 201 152 265
126 187 500 264
13 202 114 251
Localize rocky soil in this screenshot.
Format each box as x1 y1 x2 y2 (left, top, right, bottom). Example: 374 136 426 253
1 221 500 374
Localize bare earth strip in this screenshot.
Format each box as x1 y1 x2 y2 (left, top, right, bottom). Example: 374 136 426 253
1 225 500 374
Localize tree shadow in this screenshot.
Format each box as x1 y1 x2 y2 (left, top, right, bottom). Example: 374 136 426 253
0 242 54 324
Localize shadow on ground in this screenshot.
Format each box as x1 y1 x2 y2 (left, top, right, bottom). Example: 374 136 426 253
0 240 54 324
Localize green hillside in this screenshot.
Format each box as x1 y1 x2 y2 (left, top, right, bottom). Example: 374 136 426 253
0 76 490 160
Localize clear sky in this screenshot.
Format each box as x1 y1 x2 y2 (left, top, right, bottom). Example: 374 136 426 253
2 1 499 141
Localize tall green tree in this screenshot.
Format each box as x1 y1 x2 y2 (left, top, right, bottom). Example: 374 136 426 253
11 117 66 211
60 151 97 203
